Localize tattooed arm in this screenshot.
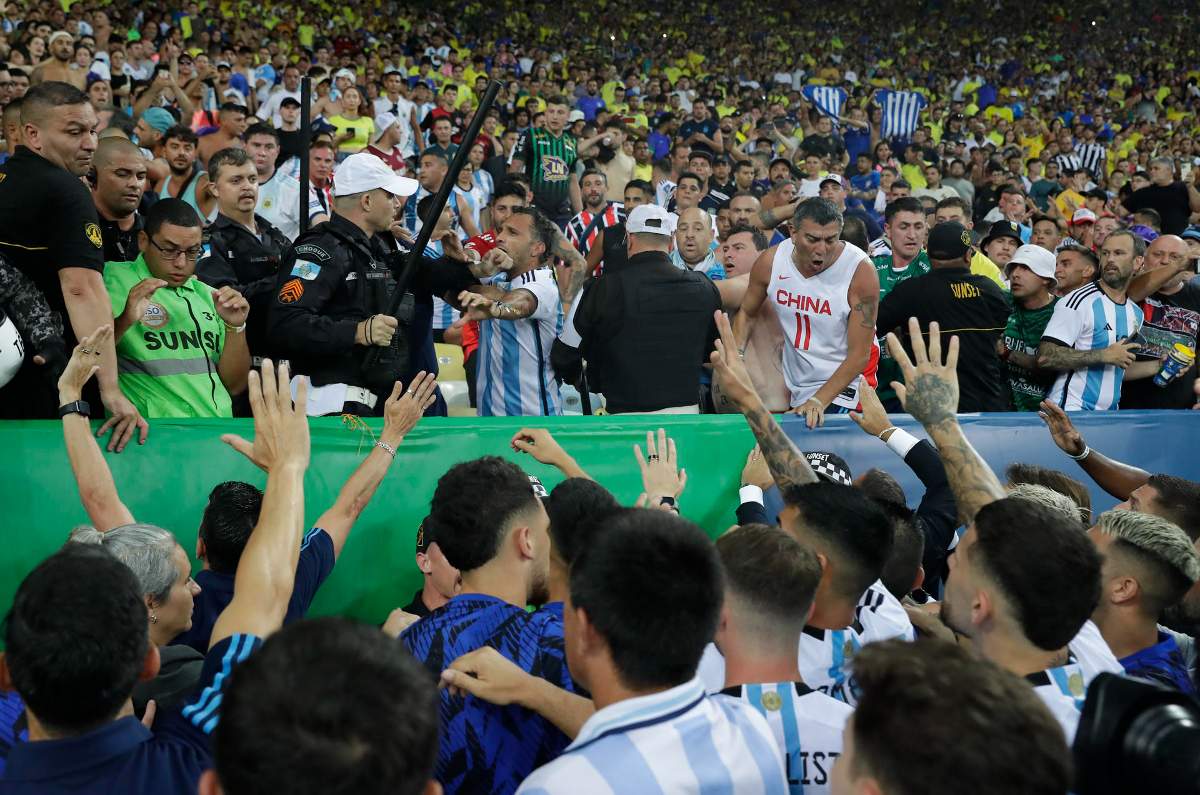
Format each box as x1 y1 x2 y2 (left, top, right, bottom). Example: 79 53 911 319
551 226 590 302
886 318 1005 526
1036 339 1138 371
710 310 818 490
797 258 880 429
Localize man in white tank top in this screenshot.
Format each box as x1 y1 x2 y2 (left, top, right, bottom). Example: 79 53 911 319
733 198 880 428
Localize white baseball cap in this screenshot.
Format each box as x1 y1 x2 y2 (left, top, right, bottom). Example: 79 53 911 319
1006 244 1058 286
627 204 674 236
333 152 418 197
1070 208 1097 226
567 109 585 123
372 112 399 143
334 67 357 82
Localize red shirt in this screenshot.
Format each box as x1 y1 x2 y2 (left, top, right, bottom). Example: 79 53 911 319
365 144 408 175
458 230 500 357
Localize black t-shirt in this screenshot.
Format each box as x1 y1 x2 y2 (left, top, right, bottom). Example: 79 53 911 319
99 212 143 264
1124 182 1192 235
877 266 1012 412
0 146 104 317
1121 280 1200 409
800 133 846 160
678 118 719 154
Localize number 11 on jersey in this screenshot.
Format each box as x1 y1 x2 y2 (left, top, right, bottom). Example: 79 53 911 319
794 313 812 350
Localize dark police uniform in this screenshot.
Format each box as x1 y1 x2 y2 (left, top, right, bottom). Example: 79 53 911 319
98 211 143 263
196 212 290 358
0 146 105 417
267 213 477 416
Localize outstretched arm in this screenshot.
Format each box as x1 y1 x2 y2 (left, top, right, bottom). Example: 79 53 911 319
1038 399 1151 500
209 360 310 648
886 319 1006 526
58 326 135 531
1037 339 1137 371
511 427 592 480
710 310 818 491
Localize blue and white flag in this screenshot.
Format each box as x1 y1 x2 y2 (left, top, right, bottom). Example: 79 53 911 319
802 85 848 122
877 90 928 140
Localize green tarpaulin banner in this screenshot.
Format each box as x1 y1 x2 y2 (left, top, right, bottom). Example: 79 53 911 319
2 416 759 626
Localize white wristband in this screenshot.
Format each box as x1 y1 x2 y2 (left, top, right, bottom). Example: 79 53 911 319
1068 445 1091 461
885 428 922 458
738 485 765 505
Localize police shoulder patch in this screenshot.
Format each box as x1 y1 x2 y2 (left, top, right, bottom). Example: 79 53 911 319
85 222 102 248
293 243 332 262
290 260 322 280
278 278 304 303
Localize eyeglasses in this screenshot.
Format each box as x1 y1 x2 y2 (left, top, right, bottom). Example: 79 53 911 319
149 236 202 262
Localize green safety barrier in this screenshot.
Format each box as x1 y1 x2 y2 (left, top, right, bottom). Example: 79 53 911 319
2 416 757 628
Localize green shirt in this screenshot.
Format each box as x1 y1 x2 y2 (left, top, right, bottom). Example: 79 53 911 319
872 252 931 402
516 127 578 215
1003 297 1058 411
104 255 231 418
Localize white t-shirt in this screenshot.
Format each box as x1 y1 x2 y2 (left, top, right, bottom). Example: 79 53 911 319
256 169 302 242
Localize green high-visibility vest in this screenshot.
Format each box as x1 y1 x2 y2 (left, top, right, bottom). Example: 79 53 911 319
104 255 232 418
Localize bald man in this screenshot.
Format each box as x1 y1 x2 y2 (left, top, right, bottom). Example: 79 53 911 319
91 137 149 262
1122 234 1200 409
671 206 724 280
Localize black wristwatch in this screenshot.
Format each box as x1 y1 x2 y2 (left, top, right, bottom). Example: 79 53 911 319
658 496 679 513
58 400 91 418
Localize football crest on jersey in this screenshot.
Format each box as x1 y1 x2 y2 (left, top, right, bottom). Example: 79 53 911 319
1068 671 1085 698
541 155 569 183
760 690 783 712
142 302 169 329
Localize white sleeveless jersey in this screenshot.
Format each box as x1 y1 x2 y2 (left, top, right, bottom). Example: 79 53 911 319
768 239 877 409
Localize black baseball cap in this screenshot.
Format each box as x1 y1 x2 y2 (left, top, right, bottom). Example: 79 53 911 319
280 96 301 108
928 221 973 260
415 516 436 554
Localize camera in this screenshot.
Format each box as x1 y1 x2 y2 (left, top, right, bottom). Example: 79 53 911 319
1073 673 1200 795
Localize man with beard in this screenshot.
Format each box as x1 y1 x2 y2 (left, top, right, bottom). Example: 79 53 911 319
400 456 573 795
31 31 84 90
565 169 624 262
91 137 148 262
979 219 1023 270
884 320 1102 741
196 148 290 368
1038 230 1159 410
157 124 216 223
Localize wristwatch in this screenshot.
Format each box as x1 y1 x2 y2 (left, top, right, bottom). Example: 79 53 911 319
658 496 679 513
58 400 91 418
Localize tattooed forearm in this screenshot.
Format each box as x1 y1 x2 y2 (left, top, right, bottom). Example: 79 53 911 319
744 404 819 490
1036 342 1110 371
553 231 590 301
853 294 878 329
925 419 1006 526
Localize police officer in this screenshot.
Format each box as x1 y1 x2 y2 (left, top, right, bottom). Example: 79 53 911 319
0 81 145 450
196 147 290 364
91 137 148 263
269 152 479 417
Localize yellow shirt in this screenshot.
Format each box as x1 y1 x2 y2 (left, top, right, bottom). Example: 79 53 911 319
900 163 928 190
329 115 374 154
970 251 1006 289
1020 134 1045 159
1055 188 1085 218
984 105 1014 123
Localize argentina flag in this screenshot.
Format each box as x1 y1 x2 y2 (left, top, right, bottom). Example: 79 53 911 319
877 90 928 141
802 85 847 122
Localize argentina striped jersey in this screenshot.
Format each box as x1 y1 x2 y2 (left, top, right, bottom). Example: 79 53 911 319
719 682 852 795
1042 281 1143 410
476 267 564 416
876 90 928 140
801 86 847 123
516 677 788 795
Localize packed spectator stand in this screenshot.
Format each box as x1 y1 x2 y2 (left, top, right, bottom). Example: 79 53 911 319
0 1 1198 794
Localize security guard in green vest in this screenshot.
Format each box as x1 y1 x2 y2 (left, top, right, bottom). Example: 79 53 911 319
103 198 251 418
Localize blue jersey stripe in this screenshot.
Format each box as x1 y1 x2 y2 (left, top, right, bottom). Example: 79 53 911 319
776 684 805 795
676 712 735 791
182 634 254 732
477 320 494 416
1081 299 1109 409
581 733 665 795
499 319 524 416
722 695 790 795
1111 301 1130 406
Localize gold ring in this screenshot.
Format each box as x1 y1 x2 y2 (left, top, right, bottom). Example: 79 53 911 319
81 348 91 354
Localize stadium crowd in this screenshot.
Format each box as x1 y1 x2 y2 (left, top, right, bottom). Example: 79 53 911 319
0 0 1199 794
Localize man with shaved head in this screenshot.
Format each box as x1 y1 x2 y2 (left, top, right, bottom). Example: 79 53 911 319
671 206 724 280
91 137 149 262
0 82 147 447
1122 234 1200 409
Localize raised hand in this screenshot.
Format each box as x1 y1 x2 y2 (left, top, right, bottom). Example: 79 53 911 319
220 359 310 472
740 444 773 490
885 318 960 426
634 428 687 503
511 427 569 466
121 278 167 332
849 382 892 438
1037 399 1086 457
709 310 758 410
212 286 250 327
58 324 109 399
383 371 438 437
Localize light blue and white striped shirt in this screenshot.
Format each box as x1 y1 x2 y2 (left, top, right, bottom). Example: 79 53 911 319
476 267 564 417
877 90 928 141
802 86 847 124
516 677 788 795
425 240 461 331
1042 281 1143 411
